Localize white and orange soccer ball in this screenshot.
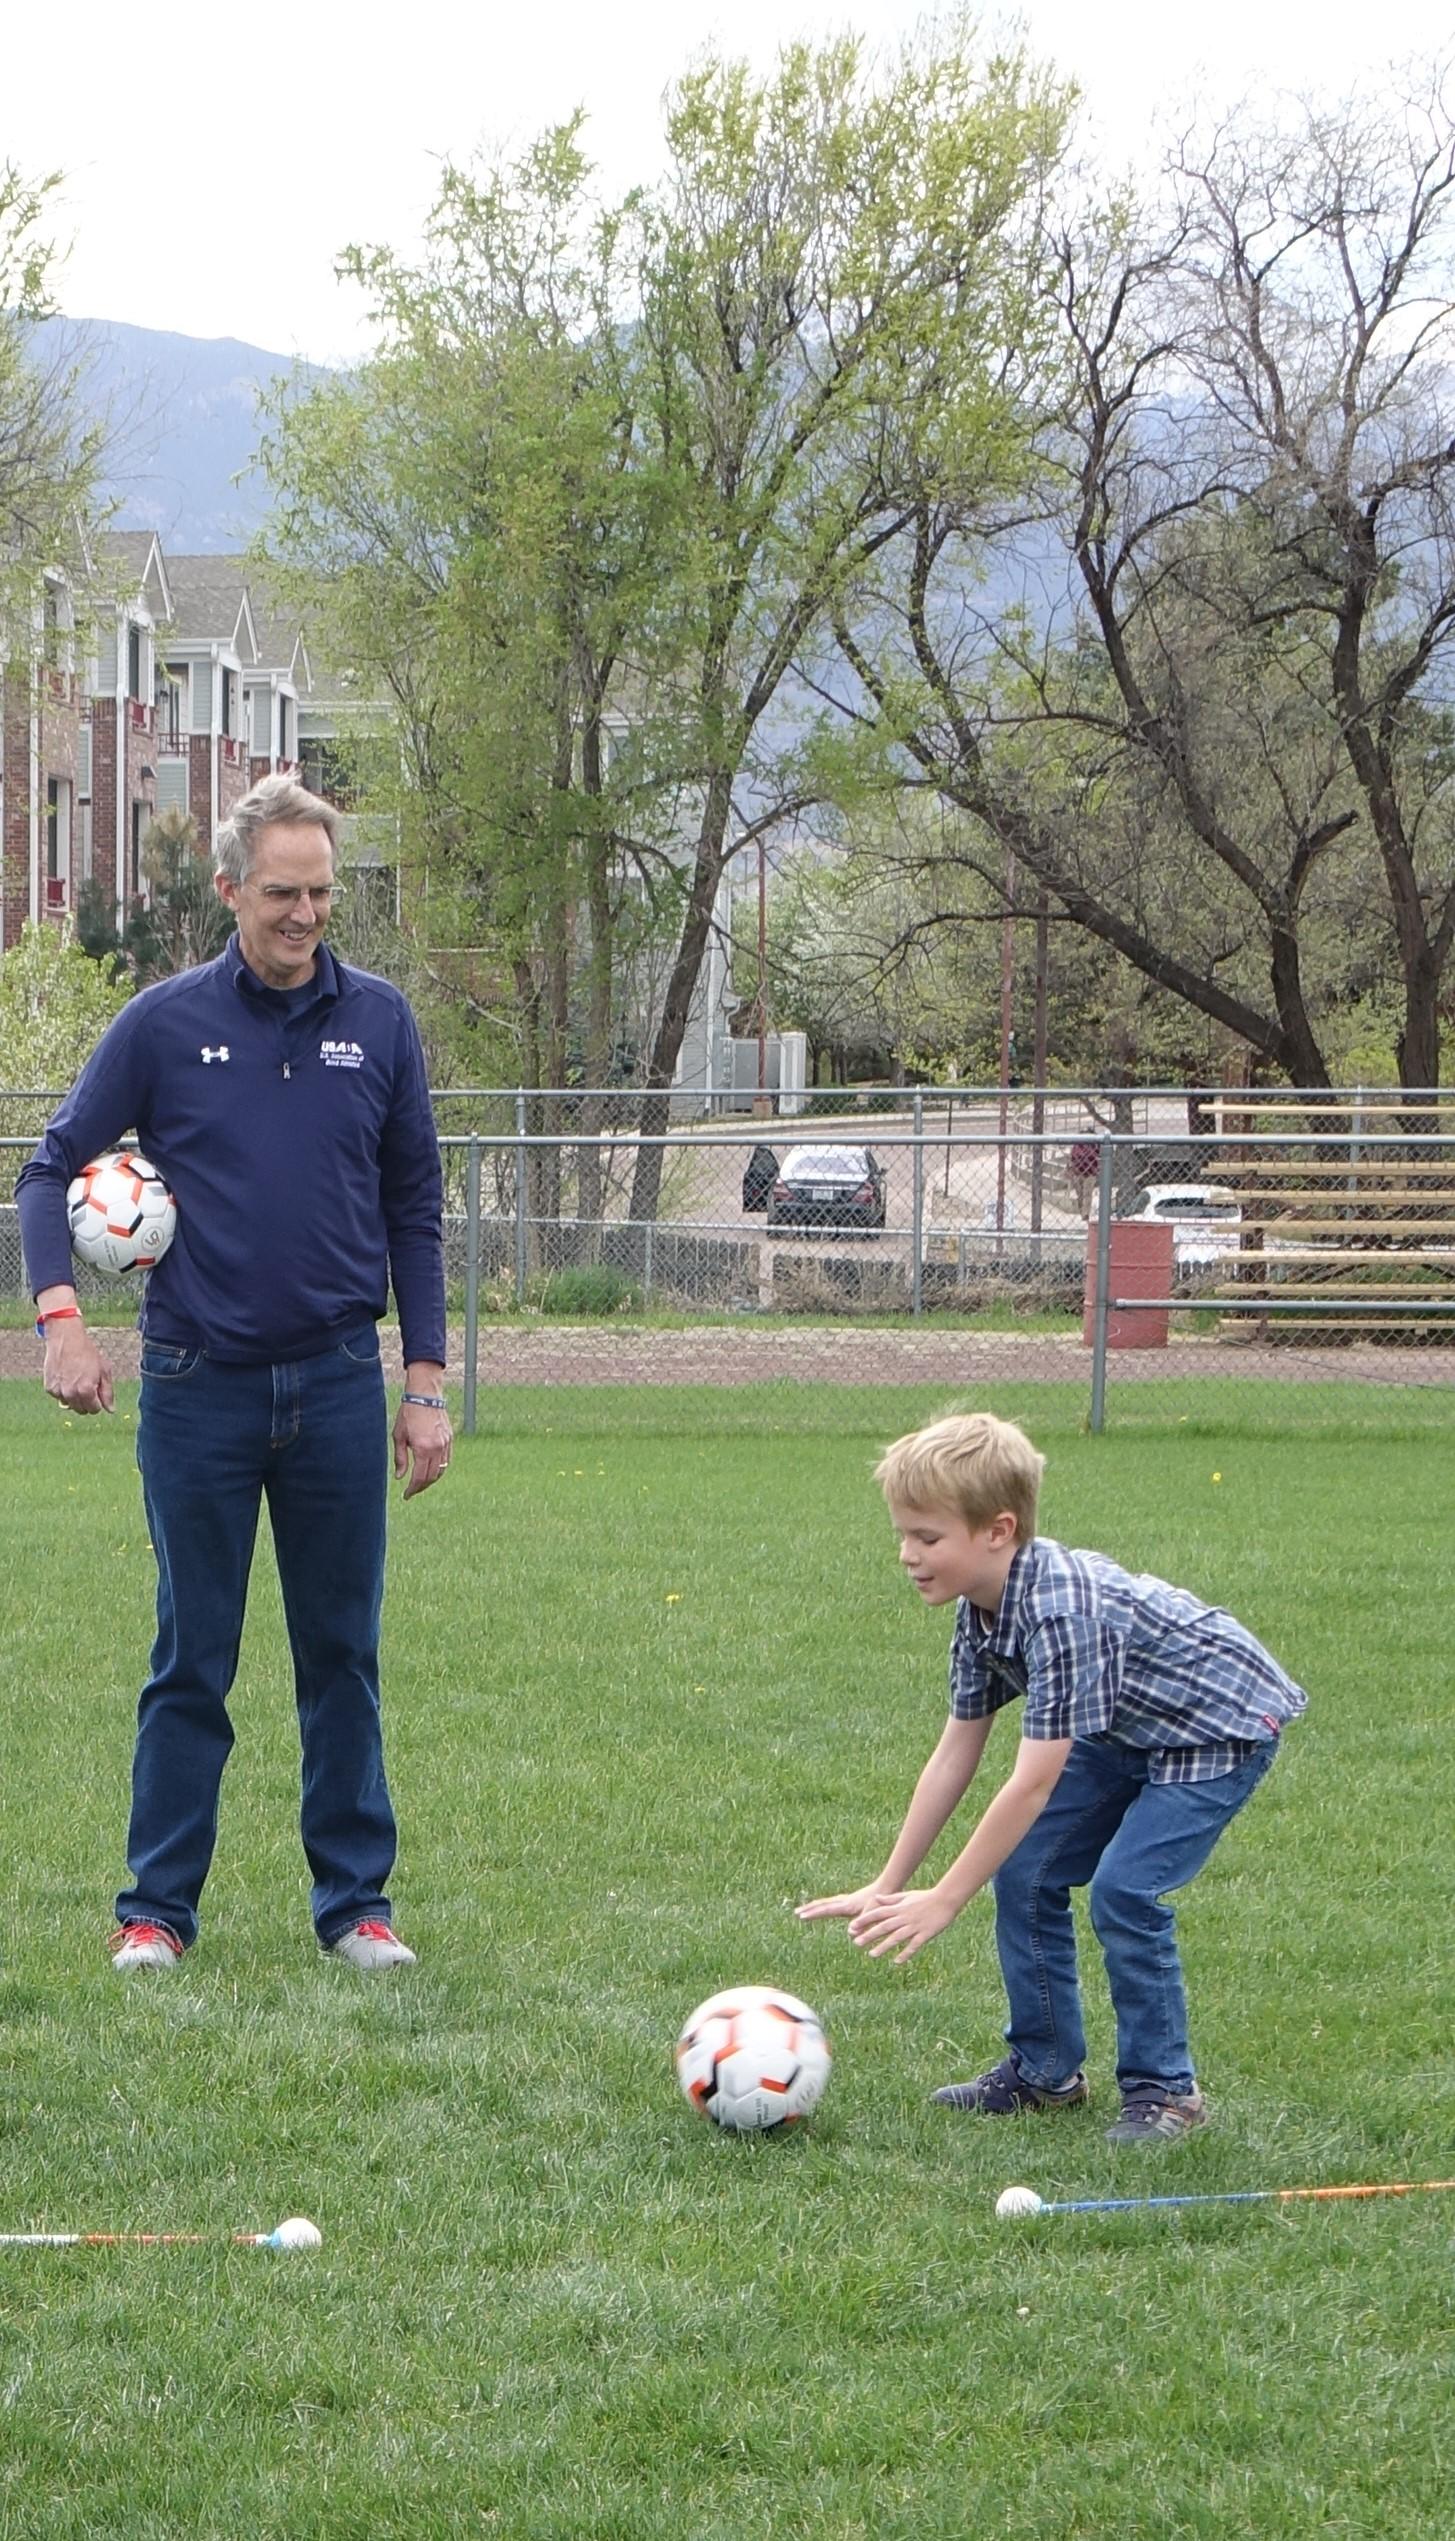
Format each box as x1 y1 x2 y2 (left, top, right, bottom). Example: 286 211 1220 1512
66 1149 177 1279
675 1984 831 2132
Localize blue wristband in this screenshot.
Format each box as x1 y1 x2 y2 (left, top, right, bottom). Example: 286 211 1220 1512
402 1391 446 1409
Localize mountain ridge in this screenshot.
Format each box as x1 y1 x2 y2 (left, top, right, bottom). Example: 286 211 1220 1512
35 314 323 553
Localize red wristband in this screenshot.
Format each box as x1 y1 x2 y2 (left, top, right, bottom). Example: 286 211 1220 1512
36 1305 82 1337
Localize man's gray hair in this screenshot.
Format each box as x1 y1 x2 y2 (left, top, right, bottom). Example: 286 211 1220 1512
214 774 340 882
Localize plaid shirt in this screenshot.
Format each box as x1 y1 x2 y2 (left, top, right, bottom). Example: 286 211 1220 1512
949 1538 1308 1785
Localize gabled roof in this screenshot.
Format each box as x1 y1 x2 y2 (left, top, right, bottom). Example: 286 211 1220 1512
162 554 258 659
95 528 171 621
245 591 311 689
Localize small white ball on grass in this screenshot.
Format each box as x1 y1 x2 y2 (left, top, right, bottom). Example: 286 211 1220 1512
270 2216 323 2251
995 2185 1044 2220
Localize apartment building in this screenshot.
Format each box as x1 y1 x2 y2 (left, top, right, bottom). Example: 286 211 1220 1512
0 535 333 949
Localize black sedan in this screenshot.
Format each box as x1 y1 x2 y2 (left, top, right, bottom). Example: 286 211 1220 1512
766 1145 887 1235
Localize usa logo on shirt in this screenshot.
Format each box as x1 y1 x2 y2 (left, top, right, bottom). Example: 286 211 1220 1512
321 1038 365 1069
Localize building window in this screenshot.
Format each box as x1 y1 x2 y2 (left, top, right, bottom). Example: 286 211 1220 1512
127 623 144 700
43 579 74 673
46 777 73 899
279 694 293 760
220 666 235 737
299 737 356 807
158 663 184 747
131 801 145 904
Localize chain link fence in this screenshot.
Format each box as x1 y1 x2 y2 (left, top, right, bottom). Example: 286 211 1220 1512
4 1086 1453 1433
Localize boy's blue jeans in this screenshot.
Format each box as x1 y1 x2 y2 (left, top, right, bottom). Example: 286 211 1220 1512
992 1735 1278 2096
117 1328 396 1949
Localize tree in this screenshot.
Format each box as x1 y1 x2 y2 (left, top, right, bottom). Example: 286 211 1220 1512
839 77 1455 1088
258 121 689 1235
0 920 130 1194
259 29 1072 1227
621 31 1070 1220
0 166 105 656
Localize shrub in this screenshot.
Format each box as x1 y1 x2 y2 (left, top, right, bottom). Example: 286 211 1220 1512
532 1265 643 1317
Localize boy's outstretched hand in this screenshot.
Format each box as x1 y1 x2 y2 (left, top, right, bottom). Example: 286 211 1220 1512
796 1884 887 1923
846 1888 960 1964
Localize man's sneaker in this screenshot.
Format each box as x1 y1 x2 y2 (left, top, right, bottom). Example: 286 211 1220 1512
327 1920 417 1971
933 2055 1090 2115
1105 2084 1208 2144
109 1921 183 1971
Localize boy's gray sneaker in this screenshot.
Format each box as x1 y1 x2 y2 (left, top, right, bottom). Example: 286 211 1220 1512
1105 2084 1207 2144
933 2055 1090 2115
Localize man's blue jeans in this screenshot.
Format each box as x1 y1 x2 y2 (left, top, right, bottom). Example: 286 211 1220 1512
118 1327 396 1949
992 1736 1278 2095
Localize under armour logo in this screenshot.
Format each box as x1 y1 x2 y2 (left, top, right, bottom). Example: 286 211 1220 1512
200 1046 230 1064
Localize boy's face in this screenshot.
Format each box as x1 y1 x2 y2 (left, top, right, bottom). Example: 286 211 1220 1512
888 1499 1020 1612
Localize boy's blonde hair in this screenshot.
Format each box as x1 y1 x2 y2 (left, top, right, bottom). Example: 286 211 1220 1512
874 1412 1044 1545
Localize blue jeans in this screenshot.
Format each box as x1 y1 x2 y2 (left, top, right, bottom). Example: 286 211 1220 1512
992 1737 1278 2095
118 1327 396 1948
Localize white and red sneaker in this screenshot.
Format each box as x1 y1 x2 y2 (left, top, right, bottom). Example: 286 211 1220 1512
109 1921 184 1971
327 1919 417 1971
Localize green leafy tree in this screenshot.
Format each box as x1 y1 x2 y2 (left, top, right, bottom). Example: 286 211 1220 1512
621 30 1070 1221
0 920 130 1195
126 810 235 982
258 121 686 1231
259 27 1072 1226
0 166 106 657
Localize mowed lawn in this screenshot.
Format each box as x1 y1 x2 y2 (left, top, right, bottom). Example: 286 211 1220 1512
0 1375 1451 2539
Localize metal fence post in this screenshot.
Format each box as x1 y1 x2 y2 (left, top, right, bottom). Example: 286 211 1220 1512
513 1089 528 1304
911 1091 924 1317
1089 1135 1115 1435
461 1133 481 1438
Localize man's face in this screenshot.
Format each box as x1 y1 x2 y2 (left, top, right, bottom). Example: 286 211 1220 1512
216 821 336 989
888 1499 1019 1610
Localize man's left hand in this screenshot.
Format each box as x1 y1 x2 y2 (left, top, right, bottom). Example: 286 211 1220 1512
393 1397 453 1498
848 1886 961 1964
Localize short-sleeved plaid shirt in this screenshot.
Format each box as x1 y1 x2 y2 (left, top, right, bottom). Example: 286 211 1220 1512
949 1538 1307 1785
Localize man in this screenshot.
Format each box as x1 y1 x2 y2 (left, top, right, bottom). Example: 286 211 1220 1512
17 774 449 1973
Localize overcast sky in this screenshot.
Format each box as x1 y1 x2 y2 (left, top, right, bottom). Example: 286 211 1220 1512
10 1 1452 362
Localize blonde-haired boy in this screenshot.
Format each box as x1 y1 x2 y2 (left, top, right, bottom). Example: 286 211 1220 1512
798 1412 1305 2141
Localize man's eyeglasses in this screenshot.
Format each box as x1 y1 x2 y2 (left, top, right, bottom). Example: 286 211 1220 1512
245 881 344 909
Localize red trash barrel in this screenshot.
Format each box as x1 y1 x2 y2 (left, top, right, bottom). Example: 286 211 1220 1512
1082 1219 1174 1350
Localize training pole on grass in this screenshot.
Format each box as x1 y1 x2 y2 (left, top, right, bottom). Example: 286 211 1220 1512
0 2220 316 2249
1025 2177 1455 2219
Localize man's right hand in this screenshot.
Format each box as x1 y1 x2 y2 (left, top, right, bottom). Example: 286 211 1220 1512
44 1320 115 1415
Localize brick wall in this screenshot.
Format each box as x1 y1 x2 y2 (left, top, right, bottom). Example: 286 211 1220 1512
1 671 32 949
90 695 158 910
0 665 88 949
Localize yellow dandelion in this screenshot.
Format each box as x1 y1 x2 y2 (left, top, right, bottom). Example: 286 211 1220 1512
664 1592 682 1604
1211 1471 1222 1484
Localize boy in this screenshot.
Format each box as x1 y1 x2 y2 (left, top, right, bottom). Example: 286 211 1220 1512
797 1412 1305 2142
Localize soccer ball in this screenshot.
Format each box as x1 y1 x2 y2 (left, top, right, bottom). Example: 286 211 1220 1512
66 1149 177 1279
674 1984 831 2132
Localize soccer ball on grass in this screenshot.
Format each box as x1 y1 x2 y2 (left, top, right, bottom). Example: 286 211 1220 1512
66 1149 177 1279
675 1984 831 2131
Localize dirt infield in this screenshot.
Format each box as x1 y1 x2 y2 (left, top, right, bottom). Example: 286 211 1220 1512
5 1322 1449 1390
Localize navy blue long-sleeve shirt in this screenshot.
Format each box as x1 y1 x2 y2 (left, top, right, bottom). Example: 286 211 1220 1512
17 936 446 1368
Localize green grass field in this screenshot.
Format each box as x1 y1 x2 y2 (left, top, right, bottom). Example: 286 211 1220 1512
0 1376 1451 2539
